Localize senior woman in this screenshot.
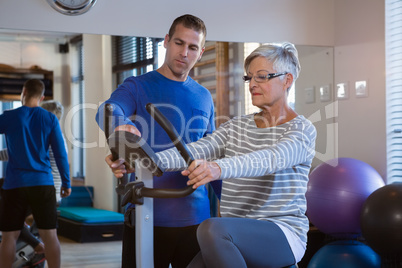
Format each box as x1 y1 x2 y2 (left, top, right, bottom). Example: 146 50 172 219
155 42 317 268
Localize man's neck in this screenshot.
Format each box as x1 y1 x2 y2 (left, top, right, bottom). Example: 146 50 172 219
23 99 41 108
157 65 188 82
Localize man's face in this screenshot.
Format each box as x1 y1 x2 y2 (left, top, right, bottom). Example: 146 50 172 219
163 24 205 81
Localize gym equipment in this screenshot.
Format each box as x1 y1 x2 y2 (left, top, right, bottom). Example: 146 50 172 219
105 103 196 268
307 240 381 268
104 103 299 268
57 206 124 243
0 225 46 268
57 186 124 243
305 158 384 238
360 183 402 263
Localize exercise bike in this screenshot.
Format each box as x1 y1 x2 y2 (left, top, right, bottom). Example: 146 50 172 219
0 226 45 268
105 103 196 268
13 223 45 268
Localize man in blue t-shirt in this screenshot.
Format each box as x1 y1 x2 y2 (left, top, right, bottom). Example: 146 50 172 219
96 14 221 268
0 79 71 268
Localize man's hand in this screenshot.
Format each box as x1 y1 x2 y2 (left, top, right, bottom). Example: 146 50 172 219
105 124 140 178
182 159 221 189
61 187 72 198
114 124 142 136
105 154 135 178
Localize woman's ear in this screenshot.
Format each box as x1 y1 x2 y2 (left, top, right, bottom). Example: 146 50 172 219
284 73 294 89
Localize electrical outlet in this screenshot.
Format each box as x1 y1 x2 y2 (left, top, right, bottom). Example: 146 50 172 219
305 87 315 104
320 84 331 102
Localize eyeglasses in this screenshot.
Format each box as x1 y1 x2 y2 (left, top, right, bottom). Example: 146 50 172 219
243 71 288 83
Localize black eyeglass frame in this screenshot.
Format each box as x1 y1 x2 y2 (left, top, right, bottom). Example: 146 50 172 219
243 72 288 83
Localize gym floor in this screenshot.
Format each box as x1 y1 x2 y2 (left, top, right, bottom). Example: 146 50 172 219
47 235 122 268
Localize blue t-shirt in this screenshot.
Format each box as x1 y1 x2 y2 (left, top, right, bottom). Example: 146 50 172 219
96 70 220 227
0 106 70 190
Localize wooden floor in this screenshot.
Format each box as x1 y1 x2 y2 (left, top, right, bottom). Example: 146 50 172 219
45 235 122 268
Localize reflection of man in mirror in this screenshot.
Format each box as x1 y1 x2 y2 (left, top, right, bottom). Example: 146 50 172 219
96 14 221 268
0 79 71 268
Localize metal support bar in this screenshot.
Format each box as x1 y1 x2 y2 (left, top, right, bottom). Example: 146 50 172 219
135 160 154 268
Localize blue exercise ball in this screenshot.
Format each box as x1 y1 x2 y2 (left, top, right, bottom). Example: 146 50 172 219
307 240 381 268
306 158 384 238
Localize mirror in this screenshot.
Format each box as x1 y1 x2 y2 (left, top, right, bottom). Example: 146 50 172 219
0 30 335 175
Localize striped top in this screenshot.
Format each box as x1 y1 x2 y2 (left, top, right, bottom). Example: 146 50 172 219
49 134 68 203
0 149 8 162
157 114 316 247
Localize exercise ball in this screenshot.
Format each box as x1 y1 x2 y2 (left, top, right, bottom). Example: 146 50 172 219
307 240 381 268
360 182 402 257
306 158 384 237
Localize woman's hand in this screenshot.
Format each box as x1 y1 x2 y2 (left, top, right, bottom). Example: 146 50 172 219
182 159 221 189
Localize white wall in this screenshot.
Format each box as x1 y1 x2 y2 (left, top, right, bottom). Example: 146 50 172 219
334 0 386 179
295 46 336 169
0 0 334 45
0 41 66 101
82 34 116 210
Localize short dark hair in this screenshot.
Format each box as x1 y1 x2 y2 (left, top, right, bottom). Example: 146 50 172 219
168 14 207 46
23 79 45 99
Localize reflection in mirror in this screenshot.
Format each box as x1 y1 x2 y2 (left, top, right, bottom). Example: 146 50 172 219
0 30 334 177
336 82 349 100
295 45 335 167
0 29 82 180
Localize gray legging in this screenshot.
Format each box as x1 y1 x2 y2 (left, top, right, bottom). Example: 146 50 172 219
188 217 296 268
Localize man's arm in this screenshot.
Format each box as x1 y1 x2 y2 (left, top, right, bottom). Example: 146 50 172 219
95 81 140 134
95 102 138 133
95 82 143 178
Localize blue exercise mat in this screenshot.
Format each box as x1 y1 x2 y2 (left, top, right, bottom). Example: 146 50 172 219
59 186 94 207
58 207 124 224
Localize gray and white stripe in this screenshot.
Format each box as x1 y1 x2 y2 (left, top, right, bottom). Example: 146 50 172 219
157 114 316 244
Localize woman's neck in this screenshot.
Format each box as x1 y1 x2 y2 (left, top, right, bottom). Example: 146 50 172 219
254 105 297 128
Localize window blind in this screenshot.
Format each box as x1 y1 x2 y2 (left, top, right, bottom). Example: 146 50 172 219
112 36 161 85
386 0 402 184
111 35 161 210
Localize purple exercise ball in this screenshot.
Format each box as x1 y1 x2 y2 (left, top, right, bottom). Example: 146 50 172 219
306 158 384 237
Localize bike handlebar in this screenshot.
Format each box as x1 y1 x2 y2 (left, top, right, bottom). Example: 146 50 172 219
104 103 195 202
